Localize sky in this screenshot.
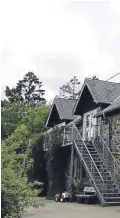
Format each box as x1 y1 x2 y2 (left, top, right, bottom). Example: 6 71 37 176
1 0 120 102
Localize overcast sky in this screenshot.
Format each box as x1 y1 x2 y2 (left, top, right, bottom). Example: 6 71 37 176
1 0 120 101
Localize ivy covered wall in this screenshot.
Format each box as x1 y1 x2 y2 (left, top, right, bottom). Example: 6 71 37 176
109 113 120 164
101 113 120 164
44 125 92 199
45 146 71 198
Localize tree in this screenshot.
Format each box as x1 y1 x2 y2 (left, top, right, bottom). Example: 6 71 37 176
5 72 46 105
1 130 39 218
21 105 49 137
59 76 81 100
1 102 27 139
1 102 50 217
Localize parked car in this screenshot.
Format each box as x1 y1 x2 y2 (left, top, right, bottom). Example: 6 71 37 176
55 191 70 202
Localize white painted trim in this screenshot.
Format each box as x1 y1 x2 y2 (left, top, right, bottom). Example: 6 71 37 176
83 108 99 141
83 114 86 141
45 102 54 127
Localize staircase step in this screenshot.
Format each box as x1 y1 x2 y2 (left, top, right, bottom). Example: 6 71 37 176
96 180 114 184
73 133 120 206
83 157 101 162
105 202 120 205
97 183 116 187
80 147 96 151
98 169 108 172
101 190 119 194
105 197 120 199
94 177 111 180
99 186 118 191
103 193 120 197
93 172 110 175
106 201 120 206
105 197 120 203
83 154 99 157
90 153 99 156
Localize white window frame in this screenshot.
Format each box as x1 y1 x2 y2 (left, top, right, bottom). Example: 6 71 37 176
83 108 99 141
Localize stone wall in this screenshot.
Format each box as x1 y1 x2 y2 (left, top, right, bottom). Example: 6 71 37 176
65 148 90 195
101 113 120 164
109 113 120 164
46 144 90 199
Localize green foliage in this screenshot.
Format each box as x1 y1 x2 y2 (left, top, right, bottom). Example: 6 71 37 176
1 102 49 217
5 71 46 105
30 134 48 194
1 140 39 218
1 102 26 139
21 105 49 137
44 127 71 198
44 126 64 157
59 76 81 99
1 102 49 140
1 71 50 217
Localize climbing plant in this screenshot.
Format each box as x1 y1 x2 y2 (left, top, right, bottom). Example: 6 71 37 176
44 126 66 198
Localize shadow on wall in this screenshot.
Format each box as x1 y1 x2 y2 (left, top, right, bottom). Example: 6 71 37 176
46 146 71 199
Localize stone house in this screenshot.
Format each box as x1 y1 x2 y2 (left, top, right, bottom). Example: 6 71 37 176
45 78 120 205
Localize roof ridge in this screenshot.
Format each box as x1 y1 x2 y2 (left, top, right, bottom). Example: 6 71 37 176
114 95 120 102
85 77 120 85
54 97 76 102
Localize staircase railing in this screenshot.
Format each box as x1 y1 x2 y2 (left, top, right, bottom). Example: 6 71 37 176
93 134 120 186
65 123 106 205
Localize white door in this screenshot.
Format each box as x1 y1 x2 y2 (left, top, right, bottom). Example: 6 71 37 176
90 111 97 139
83 110 97 141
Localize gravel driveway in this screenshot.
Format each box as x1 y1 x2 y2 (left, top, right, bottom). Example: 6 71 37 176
24 198 120 218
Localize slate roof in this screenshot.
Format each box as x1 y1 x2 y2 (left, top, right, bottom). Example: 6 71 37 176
95 95 120 117
73 78 120 114
46 98 78 127
54 98 77 120
83 78 120 104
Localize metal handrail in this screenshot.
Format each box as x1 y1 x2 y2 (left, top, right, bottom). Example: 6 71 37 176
92 138 120 191
99 134 120 169
73 140 105 205
72 123 104 183
92 124 120 171
67 123 106 204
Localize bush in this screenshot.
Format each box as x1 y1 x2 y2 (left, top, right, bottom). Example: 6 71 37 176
1 140 38 218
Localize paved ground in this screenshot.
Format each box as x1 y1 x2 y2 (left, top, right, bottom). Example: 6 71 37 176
24 198 120 218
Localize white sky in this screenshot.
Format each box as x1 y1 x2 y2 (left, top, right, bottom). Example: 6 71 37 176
1 0 120 102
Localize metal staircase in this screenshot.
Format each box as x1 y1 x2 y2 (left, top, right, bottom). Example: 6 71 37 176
92 135 120 189
66 123 120 206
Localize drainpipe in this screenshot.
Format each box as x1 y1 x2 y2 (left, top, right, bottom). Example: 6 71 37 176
103 112 105 121
103 112 110 147
108 118 110 148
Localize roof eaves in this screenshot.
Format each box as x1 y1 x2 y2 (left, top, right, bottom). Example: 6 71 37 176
45 99 62 127
45 102 55 127
54 101 62 120
73 80 86 114
95 96 120 117
73 78 98 114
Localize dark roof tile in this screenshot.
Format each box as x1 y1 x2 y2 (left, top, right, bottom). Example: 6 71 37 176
102 95 120 114
73 78 120 114
95 96 120 117
54 98 77 120
85 78 120 104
